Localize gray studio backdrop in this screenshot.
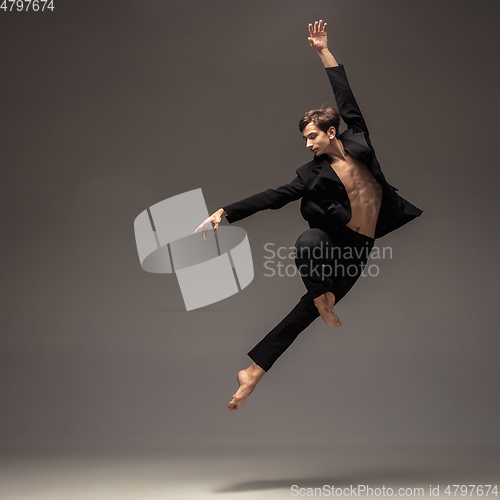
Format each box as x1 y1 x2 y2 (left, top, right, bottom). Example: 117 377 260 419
1 0 499 451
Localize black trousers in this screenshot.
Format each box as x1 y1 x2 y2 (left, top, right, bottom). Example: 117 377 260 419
248 225 375 371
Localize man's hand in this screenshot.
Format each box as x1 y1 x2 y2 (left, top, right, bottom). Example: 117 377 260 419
308 20 328 51
194 208 227 241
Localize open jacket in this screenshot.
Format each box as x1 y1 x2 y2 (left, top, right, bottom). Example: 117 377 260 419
223 65 422 239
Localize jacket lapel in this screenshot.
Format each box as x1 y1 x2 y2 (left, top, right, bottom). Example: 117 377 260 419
317 156 342 184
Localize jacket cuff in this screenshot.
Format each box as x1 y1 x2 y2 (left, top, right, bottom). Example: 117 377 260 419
325 64 346 77
222 206 236 224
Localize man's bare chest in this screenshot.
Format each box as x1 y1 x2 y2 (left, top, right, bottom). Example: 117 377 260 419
330 154 380 198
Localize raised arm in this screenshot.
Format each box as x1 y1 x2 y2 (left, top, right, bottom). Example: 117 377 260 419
309 20 369 136
308 20 338 68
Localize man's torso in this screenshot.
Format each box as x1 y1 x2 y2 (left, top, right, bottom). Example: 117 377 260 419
330 152 382 239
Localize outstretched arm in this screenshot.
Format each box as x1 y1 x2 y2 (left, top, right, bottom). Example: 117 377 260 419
221 175 305 224
194 175 305 241
308 20 338 68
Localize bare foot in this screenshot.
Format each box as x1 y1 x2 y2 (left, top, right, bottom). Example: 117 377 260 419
314 291 342 327
228 363 265 411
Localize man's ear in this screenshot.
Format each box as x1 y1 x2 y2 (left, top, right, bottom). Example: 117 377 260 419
327 126 336 140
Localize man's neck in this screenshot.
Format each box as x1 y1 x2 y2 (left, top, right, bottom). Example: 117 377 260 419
326 137 347 163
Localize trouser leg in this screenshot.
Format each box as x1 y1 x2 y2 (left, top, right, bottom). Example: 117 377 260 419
248 227 375 372
248 292 320 372
295 228 336 299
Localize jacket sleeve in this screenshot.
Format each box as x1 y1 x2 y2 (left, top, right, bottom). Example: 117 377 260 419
222 173 305 224
326 65 369 136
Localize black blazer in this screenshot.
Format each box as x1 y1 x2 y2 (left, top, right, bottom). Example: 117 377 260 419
223 65 422 239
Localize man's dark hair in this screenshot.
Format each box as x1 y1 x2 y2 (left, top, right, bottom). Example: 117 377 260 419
299 107 341 136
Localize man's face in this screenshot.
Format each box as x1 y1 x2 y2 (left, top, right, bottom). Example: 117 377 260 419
302 122 334 156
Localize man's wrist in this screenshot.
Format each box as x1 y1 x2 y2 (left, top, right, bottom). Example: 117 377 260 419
316 48 338 68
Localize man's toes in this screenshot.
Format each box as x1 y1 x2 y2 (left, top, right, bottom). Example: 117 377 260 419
228 394 242 410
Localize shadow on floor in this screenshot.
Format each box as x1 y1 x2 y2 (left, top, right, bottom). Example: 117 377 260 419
214 465 484 493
